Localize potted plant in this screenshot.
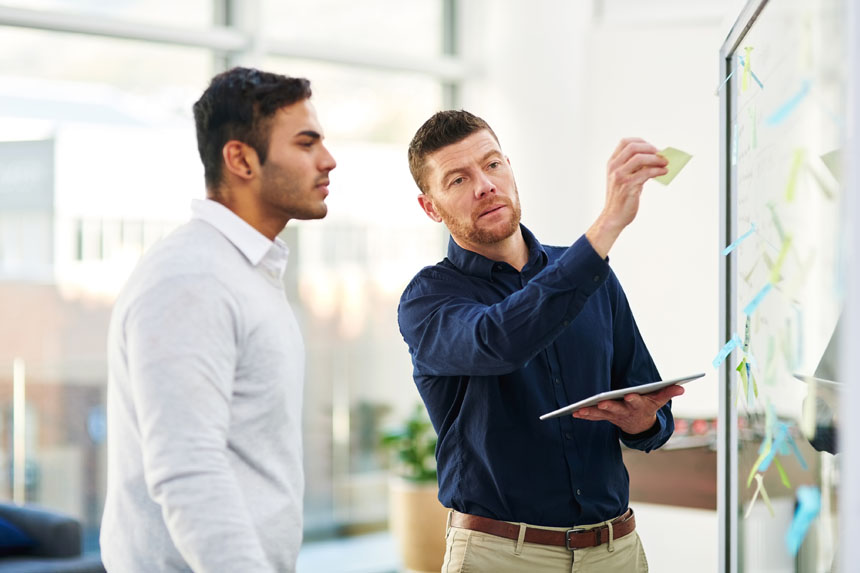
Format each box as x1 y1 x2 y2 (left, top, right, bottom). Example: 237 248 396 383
380 404 448 573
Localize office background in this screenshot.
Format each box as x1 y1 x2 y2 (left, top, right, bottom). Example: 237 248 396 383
9 0 855 571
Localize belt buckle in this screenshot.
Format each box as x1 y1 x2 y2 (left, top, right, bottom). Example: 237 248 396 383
565 527 588 551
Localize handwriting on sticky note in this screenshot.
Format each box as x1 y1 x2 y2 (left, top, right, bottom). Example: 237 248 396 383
655 147 692 185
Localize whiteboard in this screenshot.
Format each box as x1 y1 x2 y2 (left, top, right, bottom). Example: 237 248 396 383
720 0 845 571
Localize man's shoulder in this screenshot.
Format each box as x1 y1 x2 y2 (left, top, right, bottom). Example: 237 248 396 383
400 258 465 299
118 220 245 301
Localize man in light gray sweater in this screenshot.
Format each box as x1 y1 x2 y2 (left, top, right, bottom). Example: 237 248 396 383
100 67 336 572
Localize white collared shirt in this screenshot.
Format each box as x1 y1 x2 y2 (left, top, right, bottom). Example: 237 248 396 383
191 198 290 280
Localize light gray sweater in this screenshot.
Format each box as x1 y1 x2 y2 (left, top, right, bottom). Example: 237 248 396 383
101 200 305 572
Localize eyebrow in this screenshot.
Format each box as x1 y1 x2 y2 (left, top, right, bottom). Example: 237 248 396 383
440 149 503 184
295 130 322 141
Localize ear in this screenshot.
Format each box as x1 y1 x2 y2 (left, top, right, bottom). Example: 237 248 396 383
222 140 260 181
417 194 443 223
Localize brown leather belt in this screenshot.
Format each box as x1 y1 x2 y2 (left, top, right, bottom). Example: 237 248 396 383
449 508 635 550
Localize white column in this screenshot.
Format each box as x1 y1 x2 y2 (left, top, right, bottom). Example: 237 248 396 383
12 358 26 504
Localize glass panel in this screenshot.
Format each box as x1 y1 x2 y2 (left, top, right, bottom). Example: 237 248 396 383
0 0 214 28
0 26 212 96
262 0 443 59
728 0 844 569
264 57 447 534
265 57 446 144
0 29 212 553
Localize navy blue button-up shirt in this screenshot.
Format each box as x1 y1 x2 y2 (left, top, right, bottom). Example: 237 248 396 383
397 226 674 527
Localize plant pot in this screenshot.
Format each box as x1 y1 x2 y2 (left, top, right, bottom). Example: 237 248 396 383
388 476 448 573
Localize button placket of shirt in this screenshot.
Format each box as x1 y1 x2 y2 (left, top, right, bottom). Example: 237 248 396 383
545 344 582 492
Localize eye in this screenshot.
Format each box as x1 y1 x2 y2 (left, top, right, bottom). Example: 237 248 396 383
449 176 464 187
488 160 501 169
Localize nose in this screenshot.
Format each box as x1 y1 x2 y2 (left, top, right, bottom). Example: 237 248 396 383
319 145 337 172
474 172 496 199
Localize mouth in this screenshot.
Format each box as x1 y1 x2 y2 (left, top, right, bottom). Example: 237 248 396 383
316 180 330 196
478 204 506 218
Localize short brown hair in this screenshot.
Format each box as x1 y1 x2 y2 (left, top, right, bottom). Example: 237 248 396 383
193 67 312 190
407 110 499 194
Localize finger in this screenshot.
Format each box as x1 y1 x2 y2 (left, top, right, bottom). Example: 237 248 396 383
596 398 631 416
625 165 669 187
610 137 648 159
624 152 669 174
609 142 662 172
644 385 686 404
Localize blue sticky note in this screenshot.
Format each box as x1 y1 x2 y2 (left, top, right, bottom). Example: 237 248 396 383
744 283 773 316
765 80 811 126
722 223 757 256
737 55 764 89
786 486 821 556
713 333 743 368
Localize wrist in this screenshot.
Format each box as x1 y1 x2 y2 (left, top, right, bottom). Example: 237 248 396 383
585 214 623 259
621 415 659 438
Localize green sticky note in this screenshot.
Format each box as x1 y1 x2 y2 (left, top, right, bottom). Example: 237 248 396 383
654 147 692 185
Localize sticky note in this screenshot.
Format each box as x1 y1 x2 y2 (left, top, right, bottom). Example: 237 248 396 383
785 486 821 556
773 457 791 489
743 283 773 316
765 80 811 126
722 223 756 255
736 360 749 407
766 202 786 242
742 47 753 92
744 473 774 519
785 149 806 202
769 236 793 284
713 333 743 368
737 54 764 90
654 147 693 185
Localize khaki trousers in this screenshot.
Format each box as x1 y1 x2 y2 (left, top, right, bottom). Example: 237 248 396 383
441 512 648 573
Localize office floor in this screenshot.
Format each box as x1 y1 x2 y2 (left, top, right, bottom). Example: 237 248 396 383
296 503 717 573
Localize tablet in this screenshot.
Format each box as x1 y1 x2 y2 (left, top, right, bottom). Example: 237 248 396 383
792 373 841 389
539 372 705 421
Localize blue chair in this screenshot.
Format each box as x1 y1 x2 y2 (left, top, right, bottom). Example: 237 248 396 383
0 502 104 573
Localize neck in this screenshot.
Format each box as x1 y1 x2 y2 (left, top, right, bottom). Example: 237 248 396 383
210 186 287 241
454 226 529 271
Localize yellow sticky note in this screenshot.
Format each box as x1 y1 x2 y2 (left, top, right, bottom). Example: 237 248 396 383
743 46 753 92
785 149 805 202
655 147 693 185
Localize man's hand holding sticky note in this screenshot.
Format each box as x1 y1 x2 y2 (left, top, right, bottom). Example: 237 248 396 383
654 147 692 185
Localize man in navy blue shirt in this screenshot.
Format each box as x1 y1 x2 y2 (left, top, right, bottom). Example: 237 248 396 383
397 110 685 572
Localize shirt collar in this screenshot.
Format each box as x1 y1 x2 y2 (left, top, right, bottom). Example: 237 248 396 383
190 198 289 275
446 224 548 280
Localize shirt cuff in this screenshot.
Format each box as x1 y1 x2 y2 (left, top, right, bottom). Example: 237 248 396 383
555 234 611 294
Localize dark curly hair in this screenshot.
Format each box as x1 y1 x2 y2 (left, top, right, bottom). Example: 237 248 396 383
192 67 312 191
407 109 499 194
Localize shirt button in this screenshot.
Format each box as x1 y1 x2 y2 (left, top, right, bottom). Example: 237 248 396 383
576 489 582 495
562 320 570 327
592 274 601 283
554 377 561 385
564 432 573 440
